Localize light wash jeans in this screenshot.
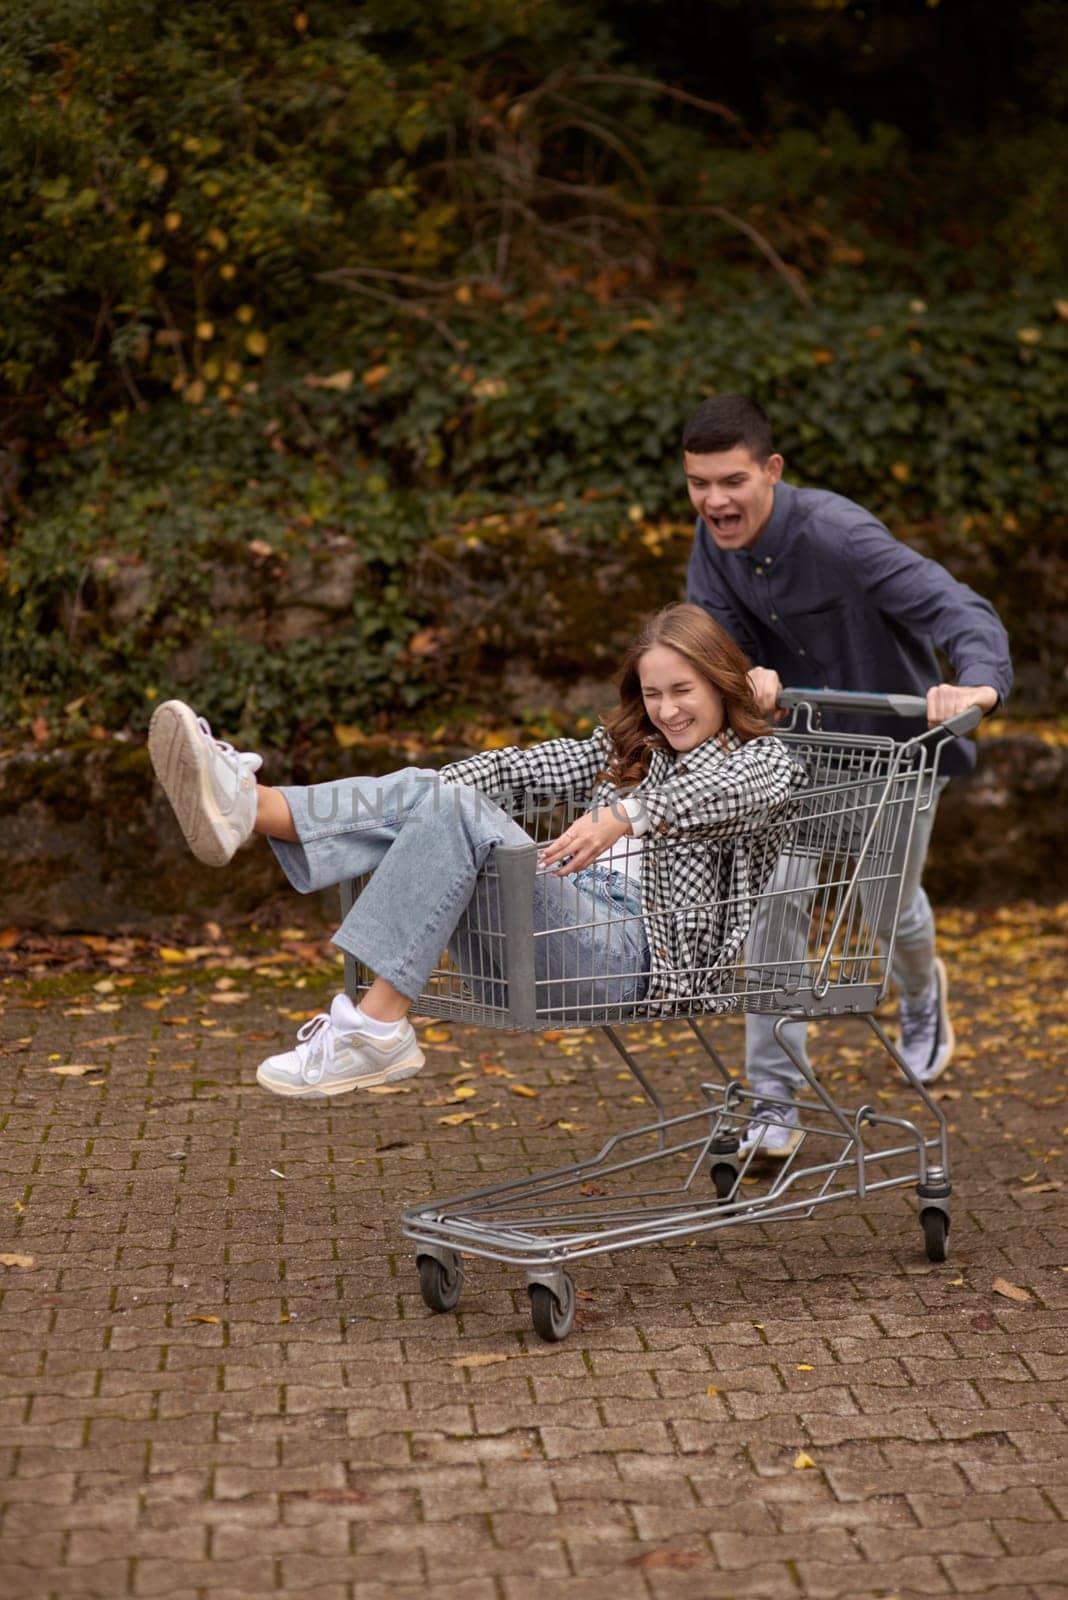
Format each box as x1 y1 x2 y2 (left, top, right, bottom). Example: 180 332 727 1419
269 768 649 1018
745 776 948 1095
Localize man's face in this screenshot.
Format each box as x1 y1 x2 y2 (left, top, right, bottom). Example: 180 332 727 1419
683 445 784 551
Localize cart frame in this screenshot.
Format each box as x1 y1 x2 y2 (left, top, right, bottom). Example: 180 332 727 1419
342 692 978 1340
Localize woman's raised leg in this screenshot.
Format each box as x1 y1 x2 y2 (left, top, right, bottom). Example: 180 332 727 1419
257 779 523 1098
255 785 298 842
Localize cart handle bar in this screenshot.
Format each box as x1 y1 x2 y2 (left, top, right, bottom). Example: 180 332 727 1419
776 687 982 739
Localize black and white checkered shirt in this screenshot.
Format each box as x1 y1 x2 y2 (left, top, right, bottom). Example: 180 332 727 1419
441 726 807 1012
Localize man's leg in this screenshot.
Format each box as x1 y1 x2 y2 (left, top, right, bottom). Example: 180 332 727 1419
875 777 946 997
745 775 949 1093
871 777 953 1082
744 848 816 1102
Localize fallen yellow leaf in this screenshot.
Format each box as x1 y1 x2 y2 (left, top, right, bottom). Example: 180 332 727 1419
991 1277 1032 1303
793 1451 817 1470
422 1024 453 1044
706 1384 718 1396
451 1352 509 1369
48 1063 105 1077
187 1314 220 1324
510 1084 539 1099
796 1364 815 1371
626 1549 703 1572
438 1111 477 1127
0 1253 34 1269
451 1085 477 1101
159 946 193 963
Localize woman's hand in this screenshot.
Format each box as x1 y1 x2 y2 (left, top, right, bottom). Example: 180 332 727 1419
539 807 633 876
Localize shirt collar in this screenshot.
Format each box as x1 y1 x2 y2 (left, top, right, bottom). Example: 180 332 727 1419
727 480 795 568
643 728 743 780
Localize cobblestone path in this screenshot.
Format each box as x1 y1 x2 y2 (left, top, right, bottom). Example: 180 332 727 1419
1 905 1066 1599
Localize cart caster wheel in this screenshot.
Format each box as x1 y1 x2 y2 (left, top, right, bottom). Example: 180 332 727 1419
529 1275 576 1343
417 1251 464 1313
921 1209 949 1263
711 1162 737 1203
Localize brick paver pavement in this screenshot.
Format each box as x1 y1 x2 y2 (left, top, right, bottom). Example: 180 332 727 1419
2 905 1066 1599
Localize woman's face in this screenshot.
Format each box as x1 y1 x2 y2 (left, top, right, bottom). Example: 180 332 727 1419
638 644 725 753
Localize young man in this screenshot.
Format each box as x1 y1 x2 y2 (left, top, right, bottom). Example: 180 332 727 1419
683 394 1012 1152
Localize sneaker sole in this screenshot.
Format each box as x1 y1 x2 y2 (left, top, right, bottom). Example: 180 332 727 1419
148 701 245 867
255 1049 425 1098
741 1125 804 1161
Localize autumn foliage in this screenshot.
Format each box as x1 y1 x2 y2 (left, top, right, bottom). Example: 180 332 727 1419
1 1 1065 746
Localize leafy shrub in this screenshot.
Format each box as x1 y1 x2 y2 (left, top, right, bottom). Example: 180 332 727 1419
4 0 1064 442
4 285 1064 745
2 1 1065 747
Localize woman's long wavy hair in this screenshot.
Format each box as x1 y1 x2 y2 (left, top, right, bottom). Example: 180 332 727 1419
602 604 768 787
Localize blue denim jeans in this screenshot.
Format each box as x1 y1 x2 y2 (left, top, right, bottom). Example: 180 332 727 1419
269 768 649 1017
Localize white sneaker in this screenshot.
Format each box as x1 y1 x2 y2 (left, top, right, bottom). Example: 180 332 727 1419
149 700 262 867
897 958 955 1085
256 993 425 1098
738 1098 803 1160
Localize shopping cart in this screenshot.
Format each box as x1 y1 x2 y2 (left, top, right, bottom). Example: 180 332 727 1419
340 690 980 1342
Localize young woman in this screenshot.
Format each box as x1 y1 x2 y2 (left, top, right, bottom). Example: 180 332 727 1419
148 604 806 1099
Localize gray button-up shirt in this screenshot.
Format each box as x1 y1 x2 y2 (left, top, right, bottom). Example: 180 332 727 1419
686 480 1013 775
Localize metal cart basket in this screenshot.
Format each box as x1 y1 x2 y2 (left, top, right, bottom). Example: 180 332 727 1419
341 691 980 1341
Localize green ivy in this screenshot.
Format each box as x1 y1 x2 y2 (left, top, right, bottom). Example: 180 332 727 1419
4 285 1064 745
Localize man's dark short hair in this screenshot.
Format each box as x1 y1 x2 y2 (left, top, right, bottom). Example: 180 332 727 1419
682 395 774 462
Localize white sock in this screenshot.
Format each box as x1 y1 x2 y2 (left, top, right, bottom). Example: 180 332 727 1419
328 991 406 1038
353 1003 405 1038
